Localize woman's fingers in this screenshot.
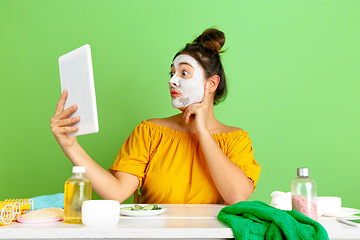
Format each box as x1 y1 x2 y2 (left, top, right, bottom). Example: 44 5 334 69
53 90 78 121
183 105 197 124
54 90 68 116
51 104 77 123
183 84 211 126
51 117 79 137
50 91 80 140
60 126 79 134
51 115 79 127
53 90 78 119
50 91 79 149
50 105 79 134
58 116 80 127
52 124 79 136
59 104 77 119
51 115 79 131
201 86 211 106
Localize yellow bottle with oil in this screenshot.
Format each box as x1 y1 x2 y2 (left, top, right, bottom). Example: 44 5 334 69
64 166 92 224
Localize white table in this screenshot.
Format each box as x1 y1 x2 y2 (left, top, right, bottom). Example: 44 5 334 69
1 204 359 239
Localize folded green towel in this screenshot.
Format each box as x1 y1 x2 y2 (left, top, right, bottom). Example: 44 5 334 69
217 201 328 240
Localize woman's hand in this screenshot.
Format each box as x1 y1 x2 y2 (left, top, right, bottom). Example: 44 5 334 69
50 90 80 152
183 85 212 134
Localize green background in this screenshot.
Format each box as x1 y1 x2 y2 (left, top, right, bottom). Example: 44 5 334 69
1 0 359 208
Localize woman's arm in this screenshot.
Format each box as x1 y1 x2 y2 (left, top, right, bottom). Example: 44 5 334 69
183 86 254 204
50 90 138 202
63 143 138 202
197 131 254 204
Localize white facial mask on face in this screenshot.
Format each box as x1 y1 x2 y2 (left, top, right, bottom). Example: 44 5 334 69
169 55 205 108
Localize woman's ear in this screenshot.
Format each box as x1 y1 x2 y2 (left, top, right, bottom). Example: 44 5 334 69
206 75 220 93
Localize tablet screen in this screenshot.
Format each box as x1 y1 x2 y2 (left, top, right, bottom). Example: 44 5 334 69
58 44 99 137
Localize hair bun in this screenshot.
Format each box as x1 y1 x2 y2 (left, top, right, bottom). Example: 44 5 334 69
194 28 225 54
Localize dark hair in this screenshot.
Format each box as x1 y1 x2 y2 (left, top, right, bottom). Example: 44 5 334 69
174 28 227 105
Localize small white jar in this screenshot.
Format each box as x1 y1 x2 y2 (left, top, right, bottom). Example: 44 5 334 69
81 200 120 227
317 196 342 215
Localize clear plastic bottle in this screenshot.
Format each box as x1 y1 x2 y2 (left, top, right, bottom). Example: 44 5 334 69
291 168 318 221
64 166 92 224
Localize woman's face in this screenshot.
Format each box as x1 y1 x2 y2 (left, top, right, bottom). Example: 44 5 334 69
169 54 205 109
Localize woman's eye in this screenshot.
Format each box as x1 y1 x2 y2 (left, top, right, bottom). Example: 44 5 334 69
170 72 175 77
182 70 189 76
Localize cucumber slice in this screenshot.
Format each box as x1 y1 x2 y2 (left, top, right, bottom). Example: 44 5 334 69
133 204 144 210
120 206 133 211
142 204 156 210
154 205 161 210
121 204 161 211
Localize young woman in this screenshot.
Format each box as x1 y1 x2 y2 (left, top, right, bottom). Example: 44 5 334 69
50 28 261 205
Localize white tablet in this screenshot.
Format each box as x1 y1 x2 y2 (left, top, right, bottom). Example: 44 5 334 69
58 44 99 137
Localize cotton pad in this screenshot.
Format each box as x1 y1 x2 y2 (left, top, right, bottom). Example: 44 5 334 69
17 207 64 223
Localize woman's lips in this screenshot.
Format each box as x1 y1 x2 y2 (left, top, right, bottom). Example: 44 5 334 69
170 90 180 97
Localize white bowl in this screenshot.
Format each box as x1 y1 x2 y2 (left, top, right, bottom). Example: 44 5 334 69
317 196 342 217
81 200 120 227
317 196 342 212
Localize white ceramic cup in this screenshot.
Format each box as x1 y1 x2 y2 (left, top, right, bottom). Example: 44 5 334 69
317 196 342 215
270 191 292 210
81 200 120 227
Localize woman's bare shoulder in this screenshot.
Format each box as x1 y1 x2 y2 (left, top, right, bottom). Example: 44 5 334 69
146 114 192 133
146 118 167 125
227 125 244 132
146 116 244 134
146 115 182 127
213 123 244 134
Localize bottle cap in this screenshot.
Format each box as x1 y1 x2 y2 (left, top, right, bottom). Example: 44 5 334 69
297 168 309 177
72 166 86 174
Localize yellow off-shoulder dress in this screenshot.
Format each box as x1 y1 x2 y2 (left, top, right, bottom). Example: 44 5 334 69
109 121 261 204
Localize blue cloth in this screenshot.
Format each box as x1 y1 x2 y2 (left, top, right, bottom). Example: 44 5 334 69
217 201 329 240
30 193 64 210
